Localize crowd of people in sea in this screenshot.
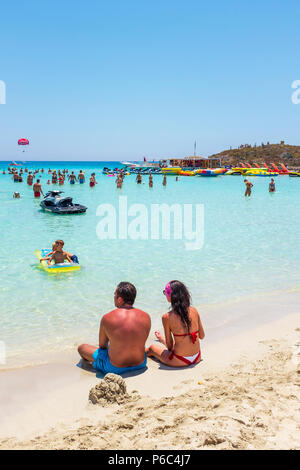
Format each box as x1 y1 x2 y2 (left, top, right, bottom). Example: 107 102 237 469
5 166 98 198
5 164 277 200
6 165 174 197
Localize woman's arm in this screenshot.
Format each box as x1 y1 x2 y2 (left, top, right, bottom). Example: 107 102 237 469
162 313 173 351
198 311 205 340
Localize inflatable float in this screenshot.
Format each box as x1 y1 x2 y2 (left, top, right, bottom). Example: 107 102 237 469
161 167 182 175
196 169 218 177
34 249 81 274
244 170 278 177
179 170 196 176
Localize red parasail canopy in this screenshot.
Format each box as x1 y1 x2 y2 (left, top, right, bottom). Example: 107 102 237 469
18 138 29 146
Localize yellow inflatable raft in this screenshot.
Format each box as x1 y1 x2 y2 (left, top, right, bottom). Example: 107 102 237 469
34 249 81 274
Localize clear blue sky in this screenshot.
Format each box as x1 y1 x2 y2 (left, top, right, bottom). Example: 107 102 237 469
0 0 300 161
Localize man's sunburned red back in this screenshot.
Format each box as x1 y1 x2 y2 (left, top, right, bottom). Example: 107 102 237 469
102 307 151 367
78 282 151 374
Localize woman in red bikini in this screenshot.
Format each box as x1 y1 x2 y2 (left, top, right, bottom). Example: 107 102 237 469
89 173 97 187
146 280 205 367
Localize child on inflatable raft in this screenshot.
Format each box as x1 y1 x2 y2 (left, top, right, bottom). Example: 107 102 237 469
40 240 79 265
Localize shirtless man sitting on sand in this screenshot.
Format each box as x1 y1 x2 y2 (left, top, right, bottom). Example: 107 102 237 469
78 282 151 375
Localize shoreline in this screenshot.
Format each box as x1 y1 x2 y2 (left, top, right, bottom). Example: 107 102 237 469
3 286 300 370
0 311 299 449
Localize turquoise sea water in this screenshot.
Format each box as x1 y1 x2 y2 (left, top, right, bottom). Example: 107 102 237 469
0 161 299 365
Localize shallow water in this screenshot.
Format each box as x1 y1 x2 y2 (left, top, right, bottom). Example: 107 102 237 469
0 161 299 365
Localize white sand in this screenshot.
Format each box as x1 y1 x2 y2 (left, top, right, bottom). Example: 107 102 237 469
0 311 299 450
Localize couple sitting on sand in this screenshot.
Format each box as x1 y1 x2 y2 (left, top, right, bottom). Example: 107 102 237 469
78 280 205 375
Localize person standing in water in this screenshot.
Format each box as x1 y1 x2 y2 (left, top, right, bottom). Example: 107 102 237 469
163 174 167 186
33 179 44 198
52 171 58 184
27 172 34 186
116 174 123 189
59 173 64 185
269 178 276 193
69 171 77 184
244 179 253 197
78 170 85 184
136 174 142 184
90 173 97 187
149 173 153 188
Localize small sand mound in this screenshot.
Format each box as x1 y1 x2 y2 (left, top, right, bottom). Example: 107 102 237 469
89 373 139 405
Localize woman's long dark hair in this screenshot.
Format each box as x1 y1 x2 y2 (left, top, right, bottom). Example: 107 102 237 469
169 280 191 331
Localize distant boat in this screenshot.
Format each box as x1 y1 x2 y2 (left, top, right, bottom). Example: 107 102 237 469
121 160 160 168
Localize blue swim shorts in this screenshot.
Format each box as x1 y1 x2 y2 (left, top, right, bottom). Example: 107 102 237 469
92 348 147 375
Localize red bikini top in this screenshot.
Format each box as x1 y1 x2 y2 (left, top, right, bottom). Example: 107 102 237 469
173 330 199 344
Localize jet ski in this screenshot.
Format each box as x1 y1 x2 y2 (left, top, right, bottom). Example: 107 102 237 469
40 191 87 214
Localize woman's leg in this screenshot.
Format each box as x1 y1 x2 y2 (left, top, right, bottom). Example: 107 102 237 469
146 343 191 367
78 344 98 363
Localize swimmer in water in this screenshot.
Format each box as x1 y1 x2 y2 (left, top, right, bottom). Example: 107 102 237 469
244 179 253 197
27 172 34 186
136 174 142 184
269 178 276 193
116 173 123 188
90 173 97 187
149 174 153 188
78 170 85 184
33 179 44 198
69 171 77 184
13 192 20 198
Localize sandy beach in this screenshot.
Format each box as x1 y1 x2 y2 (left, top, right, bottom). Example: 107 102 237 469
1 309 299 450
